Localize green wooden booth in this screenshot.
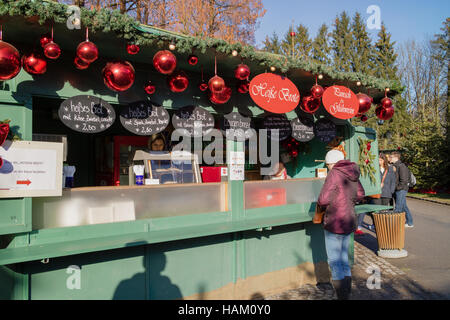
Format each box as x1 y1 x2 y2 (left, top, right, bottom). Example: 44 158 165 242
0 1 395 300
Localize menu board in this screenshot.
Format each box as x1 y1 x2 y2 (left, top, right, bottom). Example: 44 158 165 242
314 118 336 143
221 112 254 141
262 114 292 141
59 95 115 133
291 117 315 142
172 106 215 137
120 101 169 136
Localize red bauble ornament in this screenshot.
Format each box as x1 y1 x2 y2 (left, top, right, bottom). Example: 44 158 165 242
0 41 21 80
290 32 296 37
126 43 140 55
365 159 369 164
144 81 156 95
234 63 250 81
76 41 98 64
188 54 198 66
153 50 177 75
237 80 250 93
198 81 208 91
22 52 47 75
290 150 298 158
102 61 135 92
376 105 394 121
381 97 393 109
40 33 52 48
208 75 225 94
0 122 9 147
209 86 232 104
356 93 372 114
44 41 61 60
300 95 320 114
74 56 89 70
360 114 368 122
311 84 324 99
167 70 189 93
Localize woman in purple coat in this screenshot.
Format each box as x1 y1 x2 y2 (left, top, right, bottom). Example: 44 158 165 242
318 150 365 300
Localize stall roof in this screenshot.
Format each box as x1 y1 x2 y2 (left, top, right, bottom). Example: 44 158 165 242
0 0 403 102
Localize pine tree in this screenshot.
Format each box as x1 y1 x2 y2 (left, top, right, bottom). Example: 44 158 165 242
262 32 282 54
373 23 398 80
281 24 312 59
351 12 375 75
330 11 353 72
311 24 331 65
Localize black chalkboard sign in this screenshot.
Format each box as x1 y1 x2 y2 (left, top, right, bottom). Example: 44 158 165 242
172 106 215 137
221 112 254 141
120 101 169 136
262 114 292 141
314 118 336 143
59 95 115 133
291 117 315 142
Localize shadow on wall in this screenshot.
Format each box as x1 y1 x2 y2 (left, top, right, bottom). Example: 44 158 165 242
305 222 331 284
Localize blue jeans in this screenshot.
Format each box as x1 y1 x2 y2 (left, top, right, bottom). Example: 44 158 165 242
395 190 413 225
324 230 351 280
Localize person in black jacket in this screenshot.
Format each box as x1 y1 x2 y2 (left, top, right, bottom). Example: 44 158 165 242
390 151 414 227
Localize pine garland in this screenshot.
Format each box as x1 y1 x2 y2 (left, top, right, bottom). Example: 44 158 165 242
358 137 376 184
0 0 403 94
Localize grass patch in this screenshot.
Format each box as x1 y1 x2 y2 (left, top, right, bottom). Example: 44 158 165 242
408 193 450 205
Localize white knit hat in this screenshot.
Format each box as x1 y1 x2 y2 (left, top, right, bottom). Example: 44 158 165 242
325 149 345 164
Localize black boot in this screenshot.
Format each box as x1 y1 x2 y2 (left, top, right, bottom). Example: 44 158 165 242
331 279 345 300
342 276 352 300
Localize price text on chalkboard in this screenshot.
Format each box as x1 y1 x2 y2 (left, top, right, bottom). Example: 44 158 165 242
222 112 254 141
120 101 170 136
291 117 315 142
314 118 336 143
172 106 215 137
59 95 115 133
262 114 292 141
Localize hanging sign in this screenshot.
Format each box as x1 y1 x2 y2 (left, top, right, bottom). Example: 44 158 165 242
291 117 315 142
172 106 215 137
262 114 292 141
322 85 359 119
314 118 336 143
120 101 169 136
59 95 116 133
221 112 254 142
249 73 300 114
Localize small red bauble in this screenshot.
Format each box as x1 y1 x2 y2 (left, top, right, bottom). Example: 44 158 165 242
300 95 320 114
153 50 177 75
208 75 225 94
290 150 298 158
40 33 52 48
357 93 372 114
22 52 47 75
237 80 250 93
44 41 61 60
0 40 21 80
209 86 232 104
126 44 140 55
167 70 189 93
365 159 370 164
376 105 394 121
234 63 250 81
188 54 198 66
77 41 98 64
311 84 324 99
102 61 135 92
198 81 208 92
290 32 296 37
74 56 89 70
381 97 393 109
144 81 156 95
360 114 368 122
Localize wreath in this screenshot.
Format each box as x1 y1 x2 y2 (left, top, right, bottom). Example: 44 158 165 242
358 137 376 184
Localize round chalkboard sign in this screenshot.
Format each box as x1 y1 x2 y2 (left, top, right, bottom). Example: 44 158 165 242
59 95 116 133
291 117 315 142
221 112 254 141
262 114 292 141
314 118 336 143
172 106 215 137
120 101 169 136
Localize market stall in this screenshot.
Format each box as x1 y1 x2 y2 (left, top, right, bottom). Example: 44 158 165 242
0 1 399 299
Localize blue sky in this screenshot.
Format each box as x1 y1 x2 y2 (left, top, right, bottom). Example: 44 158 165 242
255 0 450 48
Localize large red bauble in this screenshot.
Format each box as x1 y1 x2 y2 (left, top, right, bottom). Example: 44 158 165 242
102 61 135 92
376 105 394 120
22 52 47 75
74 56 89 70
188 54 198 66
76 41 98 64
381 97 393 109
144 81 156 95
40 33 52 48
198 81 208 91
311 84 324 99
209 86 232 104
44 41 61 60
300 95 320 114
153 50 177 75
357 93 372 114
126 44 140 55
208 75 225 94
167 70 189 93
0 41 21 80
234 63 250 80
237 80 249 93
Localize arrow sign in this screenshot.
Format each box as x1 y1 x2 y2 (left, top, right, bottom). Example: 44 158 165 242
16 179 31 186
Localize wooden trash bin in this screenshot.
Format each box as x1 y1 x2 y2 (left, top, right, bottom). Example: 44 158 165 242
372 210 408 258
